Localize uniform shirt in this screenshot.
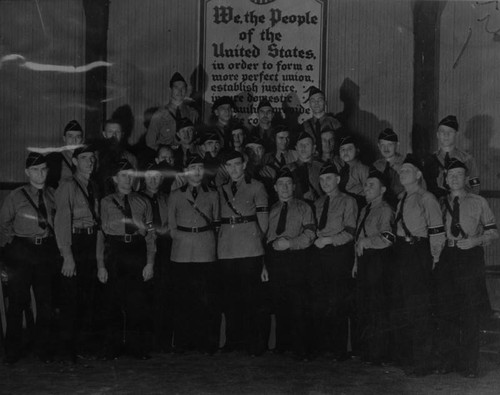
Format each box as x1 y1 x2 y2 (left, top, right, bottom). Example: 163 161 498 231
267 198 316 250
302 113 342 143
285 159 324 202
315 190 358 246
373 153 405 200
139 190 169 233
355 196 395 250
395 186 445 260
0 184 55 246
168 184 219 263
145 102 199 150
218 177 268 259
100 191 156 255
263 150 299 170
54 174 99 251
46 150 75 189
333 157 369 197
424 147 480 198
440 192 498 245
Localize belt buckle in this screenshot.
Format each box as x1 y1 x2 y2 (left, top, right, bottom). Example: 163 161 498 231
87 227 93 235
404 236 414 244
193 227 199 233
35 236 43 245
124 234 132 243
447 239 456 247
229 217 237 225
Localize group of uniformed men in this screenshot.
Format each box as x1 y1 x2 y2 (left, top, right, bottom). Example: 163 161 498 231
0 72 498 380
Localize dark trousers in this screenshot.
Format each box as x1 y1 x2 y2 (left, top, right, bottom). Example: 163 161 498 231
152 236 173 352
59 233 97 356
172 261 219 353
435 246 485 373
4 237 59 359
310 243 354 356
219 256 268 354
267 248 310 357
391 238 433 370
102 238 152 356
356 248 392 362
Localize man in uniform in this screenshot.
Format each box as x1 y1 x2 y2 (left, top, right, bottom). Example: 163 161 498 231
302 86 342 144
392 154 445 376
434 159 498 378
423 115 480 199
285 132 323 205
372 128 405 208
353 169 395 365
139 162 172 353
46 120 84 189
146 72 199 150
0 153 59 364
211 96 236 148
54 145 100 361
167 155 220 354
317 129 336 164
250 99 275 152
265 168 316 360
97 159 155 359
263 125 299 171
172 117 196 169
218 151 269 355
311 164 358 360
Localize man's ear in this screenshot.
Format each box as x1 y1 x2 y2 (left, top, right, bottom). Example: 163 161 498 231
243 161 247 170
112 175 118 184
25 168 30 178
72 157 78 167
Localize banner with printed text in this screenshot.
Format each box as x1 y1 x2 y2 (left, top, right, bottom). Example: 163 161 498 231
200 0 327 126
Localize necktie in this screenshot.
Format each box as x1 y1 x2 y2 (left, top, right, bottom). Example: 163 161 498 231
383 161 391 180
151 193 161 228
175 106 182 121
192 187 198 200
37 189 48 230
443 152 451 190
279 152 286 168
87 181 95 207
299 163 310 194
318 195 330 230
395 193 407 224
451 196 461 237
231 181 238 196
276 201 288 235
123 194 135 235
315 118 321 139
339 163 350 192
356 203 372 240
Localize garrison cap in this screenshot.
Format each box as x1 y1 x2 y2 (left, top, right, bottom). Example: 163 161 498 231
304 86 324 102
319 163 339 176
402 153 423 172
25 152 46 169
275 168 294 183
378 128 398 142
64 120 83 134
296 131 314 143
169 72 186 88
367 167 388 187
257 99 273 111
176 117 194 133
212 96 236 111
224 150 244 163
446 158 468 172
198 132 219 145
185 154 204 167
339 135 357 147
114 159 134 175
72 144 94 158
438 115 459 132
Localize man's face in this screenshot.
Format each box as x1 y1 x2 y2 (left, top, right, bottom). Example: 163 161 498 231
275 131 290 152
246 144 265 164
296 138 314 161
274 177 295 201
398 163 420 186
225 157 246 181
446 167 467 191
73 152 96 175
186 163 204 184
364 177 385 202
309 93 325 115
63 130 83 147
203 140 218 157
102 122 122 142
232 129 244 148
319 173 339 194
215 104 233 124
321 131 335 155
258 106 273 127
145 171 163 191
171 81 187 103
177 126 194 145
25 163 48 186
437 125 457 149
378 140 397 160
113 170 133 191
157 147 174 166
339 143 357 163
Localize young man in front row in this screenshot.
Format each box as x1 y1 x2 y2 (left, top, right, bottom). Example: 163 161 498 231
264 168 316 361
434 159 498 378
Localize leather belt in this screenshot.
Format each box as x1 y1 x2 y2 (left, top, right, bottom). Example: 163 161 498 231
16 235 53 246
447 239 460 248
107 234 141 244
177 225 211 233
72 226 96 235
396 236 425 245
221 215 257 225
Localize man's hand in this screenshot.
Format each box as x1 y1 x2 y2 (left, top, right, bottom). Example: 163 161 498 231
352 261 358 278
261 266 269 282
97 267 108 284
314 237 330 249
143 263 154 281
61 255 76 277
356 238 369 256
457 237 481 250
273 238 290 251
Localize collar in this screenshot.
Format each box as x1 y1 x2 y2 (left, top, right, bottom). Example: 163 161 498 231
367 195 384 208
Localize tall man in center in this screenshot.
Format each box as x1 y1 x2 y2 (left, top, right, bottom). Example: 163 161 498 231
218 151 269 355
